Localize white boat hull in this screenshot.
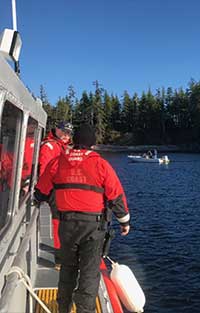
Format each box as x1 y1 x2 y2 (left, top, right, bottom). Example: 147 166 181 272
128 155 170 164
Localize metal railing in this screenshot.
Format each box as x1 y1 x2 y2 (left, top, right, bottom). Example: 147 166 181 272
0 208 39 313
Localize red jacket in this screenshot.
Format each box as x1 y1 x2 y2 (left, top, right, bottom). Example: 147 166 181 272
35 149 130 225
22 136 35 181
0 144 13 190
38 131 68 176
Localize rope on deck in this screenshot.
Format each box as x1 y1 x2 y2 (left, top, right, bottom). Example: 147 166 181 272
6 267 102 313
6 266 52 313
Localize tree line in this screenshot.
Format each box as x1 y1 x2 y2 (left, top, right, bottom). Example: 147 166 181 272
40 79 200 146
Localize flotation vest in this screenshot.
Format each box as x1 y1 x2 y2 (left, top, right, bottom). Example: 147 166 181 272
35 148 130 223
53 150 106 213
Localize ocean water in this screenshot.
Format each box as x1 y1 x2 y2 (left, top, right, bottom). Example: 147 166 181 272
102 152 200 313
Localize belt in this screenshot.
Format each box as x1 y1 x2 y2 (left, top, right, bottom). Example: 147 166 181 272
58 211 103 222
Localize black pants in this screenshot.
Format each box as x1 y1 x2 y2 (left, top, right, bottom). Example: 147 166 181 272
57 212 106 313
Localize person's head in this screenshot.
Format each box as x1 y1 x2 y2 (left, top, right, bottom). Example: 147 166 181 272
73 124 96 149
27 119 37 136
55 121 73 144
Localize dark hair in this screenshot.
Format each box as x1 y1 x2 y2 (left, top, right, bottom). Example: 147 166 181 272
73 124 96 148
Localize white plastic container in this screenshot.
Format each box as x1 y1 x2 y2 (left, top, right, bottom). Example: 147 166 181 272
110 262 146 313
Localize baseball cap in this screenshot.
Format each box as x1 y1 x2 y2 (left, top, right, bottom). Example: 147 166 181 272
56 121 73 134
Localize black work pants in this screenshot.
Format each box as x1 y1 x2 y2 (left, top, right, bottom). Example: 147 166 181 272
57 212 106 313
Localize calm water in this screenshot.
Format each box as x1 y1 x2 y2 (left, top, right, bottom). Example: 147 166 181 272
102 152 200 313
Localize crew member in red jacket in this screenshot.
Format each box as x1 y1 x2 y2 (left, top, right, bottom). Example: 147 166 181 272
38 121 73 268
0 144 13 191
39 121 73 176
34 124 130 313
21 123 36 196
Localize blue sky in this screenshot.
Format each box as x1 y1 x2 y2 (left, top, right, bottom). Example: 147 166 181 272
0 0 200 105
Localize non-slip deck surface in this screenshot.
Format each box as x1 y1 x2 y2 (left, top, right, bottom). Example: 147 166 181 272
35 288 102 313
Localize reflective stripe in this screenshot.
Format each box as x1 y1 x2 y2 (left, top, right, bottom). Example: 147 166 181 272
45 142 54 150
54 183 104 193
85 150 93 155
41 139 57 150
117 213 130 224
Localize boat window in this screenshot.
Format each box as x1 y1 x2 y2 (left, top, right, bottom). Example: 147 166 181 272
0 101 22 233
19 117 38 202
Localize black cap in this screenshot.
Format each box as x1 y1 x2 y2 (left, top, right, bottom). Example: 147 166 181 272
73 124 96 148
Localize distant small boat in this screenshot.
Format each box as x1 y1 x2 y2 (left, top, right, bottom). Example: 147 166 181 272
128 154 170 164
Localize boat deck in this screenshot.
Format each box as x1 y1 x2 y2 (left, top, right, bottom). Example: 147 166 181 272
34 288 102 313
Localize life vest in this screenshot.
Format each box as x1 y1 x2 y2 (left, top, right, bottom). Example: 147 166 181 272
53 149 106 213
35 148 130 222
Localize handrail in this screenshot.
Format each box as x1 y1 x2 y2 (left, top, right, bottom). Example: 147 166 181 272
0 207 39 313
5 266 51 313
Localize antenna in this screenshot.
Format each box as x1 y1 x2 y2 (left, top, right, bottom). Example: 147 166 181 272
11 0 20 75
12 0 17 31
0 0 22 74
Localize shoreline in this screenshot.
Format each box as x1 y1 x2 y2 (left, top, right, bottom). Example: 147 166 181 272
93 144 200 153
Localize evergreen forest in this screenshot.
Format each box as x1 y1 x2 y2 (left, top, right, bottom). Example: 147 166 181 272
40 79 200 146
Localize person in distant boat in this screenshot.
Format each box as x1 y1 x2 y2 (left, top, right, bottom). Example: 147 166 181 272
34 123 130 313
153 149 158 159
146 150 153 158
38 121 73 269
